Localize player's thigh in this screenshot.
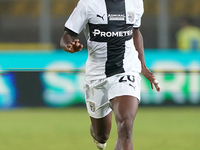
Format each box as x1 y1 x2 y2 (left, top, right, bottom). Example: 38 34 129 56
110 96 139 123
84 78 112 135
108 73 141 121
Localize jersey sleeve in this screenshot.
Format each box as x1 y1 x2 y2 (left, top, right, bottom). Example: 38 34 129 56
65 0 88 35
133 0 144 28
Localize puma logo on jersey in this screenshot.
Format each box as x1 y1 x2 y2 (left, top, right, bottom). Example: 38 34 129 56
96 14 105 20
129 84 136 89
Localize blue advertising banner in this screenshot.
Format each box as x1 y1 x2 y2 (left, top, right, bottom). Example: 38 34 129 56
0 50 199 108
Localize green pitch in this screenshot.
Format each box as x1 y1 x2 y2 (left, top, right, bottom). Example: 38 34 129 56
0 106 199 150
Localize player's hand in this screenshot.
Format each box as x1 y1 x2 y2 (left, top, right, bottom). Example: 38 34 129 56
141 66 161 92
65 39 83 53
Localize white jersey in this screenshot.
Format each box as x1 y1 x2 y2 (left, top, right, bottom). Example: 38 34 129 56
65 0 144 80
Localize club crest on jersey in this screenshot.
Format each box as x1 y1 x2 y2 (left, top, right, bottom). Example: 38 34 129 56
108 14 125 21
89 102 95 112
128 12 134 22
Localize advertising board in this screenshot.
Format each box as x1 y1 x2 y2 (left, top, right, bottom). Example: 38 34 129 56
0 50 199 108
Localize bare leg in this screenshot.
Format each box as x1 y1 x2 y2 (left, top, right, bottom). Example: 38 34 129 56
110 96 139 150
90 112 112 144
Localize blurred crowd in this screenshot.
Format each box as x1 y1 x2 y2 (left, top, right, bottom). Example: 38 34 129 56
176 17 200 51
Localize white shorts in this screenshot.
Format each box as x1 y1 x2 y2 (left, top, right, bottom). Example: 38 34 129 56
84 73 141 119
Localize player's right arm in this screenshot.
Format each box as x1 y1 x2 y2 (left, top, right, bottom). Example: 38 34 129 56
60 0 87 53
60 31 83 53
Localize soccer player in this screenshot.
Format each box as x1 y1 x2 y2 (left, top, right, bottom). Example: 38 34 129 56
60 0 160 149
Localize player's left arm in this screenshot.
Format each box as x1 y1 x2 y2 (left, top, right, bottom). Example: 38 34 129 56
133 28 160 92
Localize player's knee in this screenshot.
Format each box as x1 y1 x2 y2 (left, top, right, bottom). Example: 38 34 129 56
96 132 109 143
118 118 134 139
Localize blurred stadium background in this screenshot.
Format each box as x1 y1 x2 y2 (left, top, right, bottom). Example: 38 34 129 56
0 0 200 149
